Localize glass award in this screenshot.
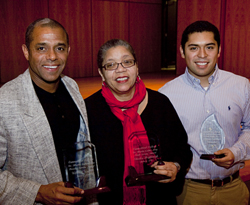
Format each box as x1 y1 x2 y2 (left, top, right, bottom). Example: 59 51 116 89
200 114 225 160
63 141 110 195
125 131 170 187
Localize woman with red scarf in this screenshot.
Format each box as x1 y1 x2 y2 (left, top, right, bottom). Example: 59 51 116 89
85 39 192 205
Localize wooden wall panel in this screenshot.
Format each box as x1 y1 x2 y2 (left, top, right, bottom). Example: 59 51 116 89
0 0 168 83
223 0 250 78
176 0 222 75
0 0 48 83
49 0 92 78
130 0 161 3
93 0 128 2
129 2 162 73
92 1 129 76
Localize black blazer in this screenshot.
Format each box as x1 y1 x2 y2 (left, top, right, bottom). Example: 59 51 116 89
85 88 192 205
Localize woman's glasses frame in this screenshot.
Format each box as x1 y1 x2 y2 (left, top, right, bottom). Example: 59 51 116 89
102 59 136 71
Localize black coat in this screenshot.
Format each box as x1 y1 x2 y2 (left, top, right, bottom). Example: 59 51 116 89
85 88 192 205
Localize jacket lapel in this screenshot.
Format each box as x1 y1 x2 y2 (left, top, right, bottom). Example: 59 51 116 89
61 76 91 141
20 70 62 183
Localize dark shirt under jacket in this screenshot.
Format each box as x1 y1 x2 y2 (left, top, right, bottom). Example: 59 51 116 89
85 88 192 205
33 80 80 181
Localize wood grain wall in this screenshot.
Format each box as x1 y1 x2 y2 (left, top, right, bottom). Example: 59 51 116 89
0 0 162 83
223 0 250 77
2 0 249 83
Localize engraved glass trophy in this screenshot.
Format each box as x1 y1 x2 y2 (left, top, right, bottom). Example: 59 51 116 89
63 141 110 195
200 114 225 160
125 131 169 187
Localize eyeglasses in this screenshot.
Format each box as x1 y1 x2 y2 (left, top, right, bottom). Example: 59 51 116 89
102 59 136 71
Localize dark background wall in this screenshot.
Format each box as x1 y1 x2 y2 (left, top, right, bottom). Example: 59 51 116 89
1 0 250 83
0 0 162 83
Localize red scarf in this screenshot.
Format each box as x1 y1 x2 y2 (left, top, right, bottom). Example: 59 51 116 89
101 77 156 204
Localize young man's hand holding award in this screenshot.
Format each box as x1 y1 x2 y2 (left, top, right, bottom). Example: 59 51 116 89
200 114 226 160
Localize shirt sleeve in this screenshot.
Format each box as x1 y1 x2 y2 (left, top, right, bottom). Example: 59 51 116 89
230 79 250 163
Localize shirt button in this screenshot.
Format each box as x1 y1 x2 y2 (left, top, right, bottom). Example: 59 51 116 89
207 110 210 113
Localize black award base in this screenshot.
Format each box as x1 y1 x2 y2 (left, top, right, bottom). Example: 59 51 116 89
200 154 225 160
125 166 170 187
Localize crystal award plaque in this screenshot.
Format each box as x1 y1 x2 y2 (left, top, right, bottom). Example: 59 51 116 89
125 131 170 187
63 141 110 195
200 114 225 160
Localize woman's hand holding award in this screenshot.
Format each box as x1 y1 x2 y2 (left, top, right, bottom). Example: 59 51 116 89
125 131 170 187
